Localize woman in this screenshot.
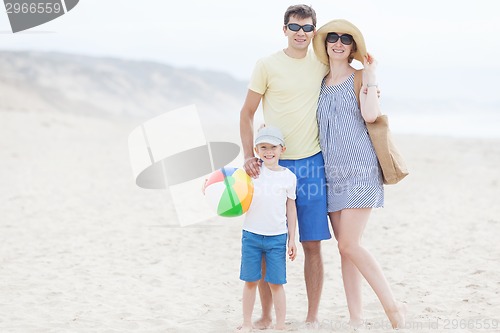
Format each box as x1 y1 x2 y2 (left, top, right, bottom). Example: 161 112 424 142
312 19 406 329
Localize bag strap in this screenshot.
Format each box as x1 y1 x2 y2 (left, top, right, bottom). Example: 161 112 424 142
353 69 363 109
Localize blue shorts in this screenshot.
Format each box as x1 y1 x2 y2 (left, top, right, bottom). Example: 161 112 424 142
279 152 331 242
240 230 287 285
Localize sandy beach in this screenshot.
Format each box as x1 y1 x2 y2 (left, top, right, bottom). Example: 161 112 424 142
1 109 499 333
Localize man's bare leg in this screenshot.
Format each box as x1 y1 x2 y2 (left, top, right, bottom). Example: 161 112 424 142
302 241 323 324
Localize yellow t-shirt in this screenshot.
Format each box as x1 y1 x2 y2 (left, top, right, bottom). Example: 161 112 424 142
248 50 328 159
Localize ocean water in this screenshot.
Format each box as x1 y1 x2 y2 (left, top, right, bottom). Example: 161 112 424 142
377 67 499 139
389 109 500 139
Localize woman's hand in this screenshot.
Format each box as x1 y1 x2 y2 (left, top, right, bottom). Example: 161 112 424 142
363 52 378 84
360 52 382 122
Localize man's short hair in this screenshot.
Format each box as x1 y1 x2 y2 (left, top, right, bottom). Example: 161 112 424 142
284 4 317 27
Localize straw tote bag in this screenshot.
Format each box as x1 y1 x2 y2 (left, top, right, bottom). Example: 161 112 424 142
353 70 409 185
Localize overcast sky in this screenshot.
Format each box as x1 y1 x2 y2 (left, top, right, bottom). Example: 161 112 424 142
1 0 499 80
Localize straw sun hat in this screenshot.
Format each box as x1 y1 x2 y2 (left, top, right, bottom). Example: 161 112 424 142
313 19 367 66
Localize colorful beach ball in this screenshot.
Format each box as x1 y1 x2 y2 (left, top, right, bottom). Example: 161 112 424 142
204 167 254 217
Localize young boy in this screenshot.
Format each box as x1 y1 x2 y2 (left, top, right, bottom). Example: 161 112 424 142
239 126 297 331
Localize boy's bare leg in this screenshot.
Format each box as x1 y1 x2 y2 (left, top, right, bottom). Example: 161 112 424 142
268 283 286 330
254 258 273 329
239 281 258 331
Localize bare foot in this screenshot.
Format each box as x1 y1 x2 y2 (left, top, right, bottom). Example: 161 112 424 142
274 323 286 330
299 320 320 330
236 324 253 332
348 318 364 330
387 301 407 329
305 314 319 324
253 317 272 330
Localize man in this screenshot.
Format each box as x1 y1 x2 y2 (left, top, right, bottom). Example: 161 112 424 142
239 4 331 327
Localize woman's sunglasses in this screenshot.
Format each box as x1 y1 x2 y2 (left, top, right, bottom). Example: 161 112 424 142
287 23 315 33
326 33 354 45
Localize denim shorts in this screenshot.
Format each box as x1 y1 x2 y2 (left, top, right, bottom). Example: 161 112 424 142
279 152 331 242
240 230 287 285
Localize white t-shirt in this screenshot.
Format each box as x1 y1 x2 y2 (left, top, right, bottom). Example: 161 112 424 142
243 165 297 236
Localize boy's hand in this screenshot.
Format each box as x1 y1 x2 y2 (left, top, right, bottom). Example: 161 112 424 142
288 241 297 261
201 178 208 194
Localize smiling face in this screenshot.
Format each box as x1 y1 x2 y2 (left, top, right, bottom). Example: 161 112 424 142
283 15 315 52
254 143 286 168
326 32 357 63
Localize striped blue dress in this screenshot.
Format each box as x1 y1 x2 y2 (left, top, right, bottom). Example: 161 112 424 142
317 73 384 212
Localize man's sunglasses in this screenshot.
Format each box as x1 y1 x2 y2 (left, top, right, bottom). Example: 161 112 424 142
287 23 315 33
326 33 354 45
